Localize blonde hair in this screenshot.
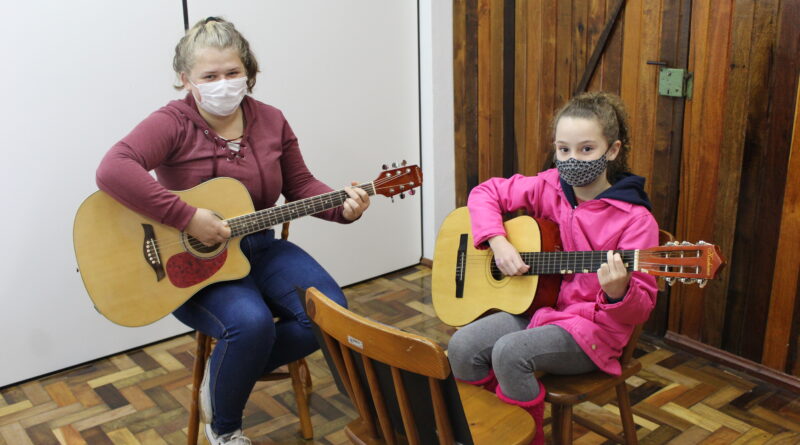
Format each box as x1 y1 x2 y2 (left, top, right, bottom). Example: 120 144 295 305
173 17 259 92
552 91 631 182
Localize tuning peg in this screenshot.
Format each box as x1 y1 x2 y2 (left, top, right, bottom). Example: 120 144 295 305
382 164 388 170
400 193 406 199
392 162 398 168
698 279 708 288
680 277 697 284
681 241 692 246
665 277 676 286
409 189 416 196
401 160 407 166
698 240 709 245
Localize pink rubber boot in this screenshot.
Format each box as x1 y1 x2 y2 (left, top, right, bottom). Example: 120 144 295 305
496 381 546 445
456 369 498 393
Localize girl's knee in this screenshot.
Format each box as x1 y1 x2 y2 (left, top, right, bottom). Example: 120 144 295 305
491 335 528 372
446 329 473 367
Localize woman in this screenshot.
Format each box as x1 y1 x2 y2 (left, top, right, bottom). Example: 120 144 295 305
97 17 369 445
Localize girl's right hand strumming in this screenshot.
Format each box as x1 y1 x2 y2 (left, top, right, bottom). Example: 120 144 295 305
488 236 530 276
185 208 231 246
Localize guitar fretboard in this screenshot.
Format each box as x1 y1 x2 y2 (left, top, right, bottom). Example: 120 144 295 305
506 250 639 275
226 183 375 238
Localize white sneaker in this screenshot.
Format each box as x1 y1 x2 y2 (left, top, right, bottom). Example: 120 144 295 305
204 424 252 445
199 358 212 424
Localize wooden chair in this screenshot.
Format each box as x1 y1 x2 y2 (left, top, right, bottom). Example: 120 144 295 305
187 222 313 444
304 286 537 445
540 229 675 445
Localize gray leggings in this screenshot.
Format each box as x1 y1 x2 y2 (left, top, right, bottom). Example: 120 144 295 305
447 312 597 402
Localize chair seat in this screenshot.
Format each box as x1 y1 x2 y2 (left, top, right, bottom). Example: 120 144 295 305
541 359 641 406
457 382 535 445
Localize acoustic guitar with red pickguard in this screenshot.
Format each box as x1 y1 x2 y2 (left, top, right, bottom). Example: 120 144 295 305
73 165 422 327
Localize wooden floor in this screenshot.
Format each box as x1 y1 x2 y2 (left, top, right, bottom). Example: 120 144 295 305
3 265 800 444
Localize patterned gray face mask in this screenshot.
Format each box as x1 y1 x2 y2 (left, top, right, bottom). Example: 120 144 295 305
555 153 608 187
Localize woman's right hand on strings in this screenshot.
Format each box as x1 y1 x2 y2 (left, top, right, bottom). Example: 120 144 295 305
488 236 530 276
185 208 231 246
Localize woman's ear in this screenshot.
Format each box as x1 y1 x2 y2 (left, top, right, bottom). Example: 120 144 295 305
606 140 622 161
180 72 190 90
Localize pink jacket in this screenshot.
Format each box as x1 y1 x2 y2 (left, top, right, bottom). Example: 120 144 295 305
467 169 659 375
97 94 349 230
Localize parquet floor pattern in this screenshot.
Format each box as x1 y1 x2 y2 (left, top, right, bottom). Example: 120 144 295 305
3 265 800 444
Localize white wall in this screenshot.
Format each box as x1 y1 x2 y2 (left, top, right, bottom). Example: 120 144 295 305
1 1 422 386
420 0 456 260
1 0 190 388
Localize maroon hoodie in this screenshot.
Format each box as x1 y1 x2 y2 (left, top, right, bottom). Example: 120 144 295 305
97 94 349 230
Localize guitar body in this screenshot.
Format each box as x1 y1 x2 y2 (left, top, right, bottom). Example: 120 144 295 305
73 178 253 327
73 165 424 328
432 207 561 327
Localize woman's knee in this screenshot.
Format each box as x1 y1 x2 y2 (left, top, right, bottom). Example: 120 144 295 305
311 281 348 309
224 306 276 348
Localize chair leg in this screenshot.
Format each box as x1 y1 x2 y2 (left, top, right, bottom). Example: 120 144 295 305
550 403 573 445
289 359 314 440
615 383 638 445
188 332 210 445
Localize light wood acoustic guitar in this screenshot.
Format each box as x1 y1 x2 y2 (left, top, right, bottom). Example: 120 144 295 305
74 165 422 327
432 207 726 327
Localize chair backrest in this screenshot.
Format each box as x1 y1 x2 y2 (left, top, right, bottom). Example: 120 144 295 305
304 287 474 445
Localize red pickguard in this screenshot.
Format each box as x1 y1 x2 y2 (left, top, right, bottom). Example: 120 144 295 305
166 251 227 288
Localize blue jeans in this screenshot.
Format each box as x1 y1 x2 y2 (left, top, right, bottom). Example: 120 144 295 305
173 230 347 435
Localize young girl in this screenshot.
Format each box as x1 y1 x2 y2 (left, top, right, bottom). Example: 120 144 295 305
447 92 658 445
96 18 370 445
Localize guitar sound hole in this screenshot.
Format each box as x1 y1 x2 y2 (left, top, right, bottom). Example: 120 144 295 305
490 264 503 281
186 236 221 254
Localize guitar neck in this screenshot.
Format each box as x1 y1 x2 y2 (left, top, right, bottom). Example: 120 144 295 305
225 183 376 238
518 250 639 275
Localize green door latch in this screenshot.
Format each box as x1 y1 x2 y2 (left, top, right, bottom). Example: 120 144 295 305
658 68 693 98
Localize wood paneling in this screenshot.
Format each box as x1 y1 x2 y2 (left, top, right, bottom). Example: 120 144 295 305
669 0 733 344
452 0 800 379
718 0 780 361
453 0 479 207
763 78 800 371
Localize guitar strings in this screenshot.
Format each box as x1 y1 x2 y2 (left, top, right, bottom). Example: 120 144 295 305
461 251 702 275
140 173 413 253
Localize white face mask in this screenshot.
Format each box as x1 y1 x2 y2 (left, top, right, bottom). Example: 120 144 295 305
191 77 248 116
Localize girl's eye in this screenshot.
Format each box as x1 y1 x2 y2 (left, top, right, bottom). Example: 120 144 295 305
581 146 594 152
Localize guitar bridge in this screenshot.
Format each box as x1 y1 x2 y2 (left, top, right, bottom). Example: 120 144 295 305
455 234 468 298
142 224 165 281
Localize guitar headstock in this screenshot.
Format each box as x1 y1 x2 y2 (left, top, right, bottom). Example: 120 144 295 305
639 241 726 287
373 162 423 199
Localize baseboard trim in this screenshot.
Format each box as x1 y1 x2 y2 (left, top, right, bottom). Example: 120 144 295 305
420 257 433 267
663 331 800 393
